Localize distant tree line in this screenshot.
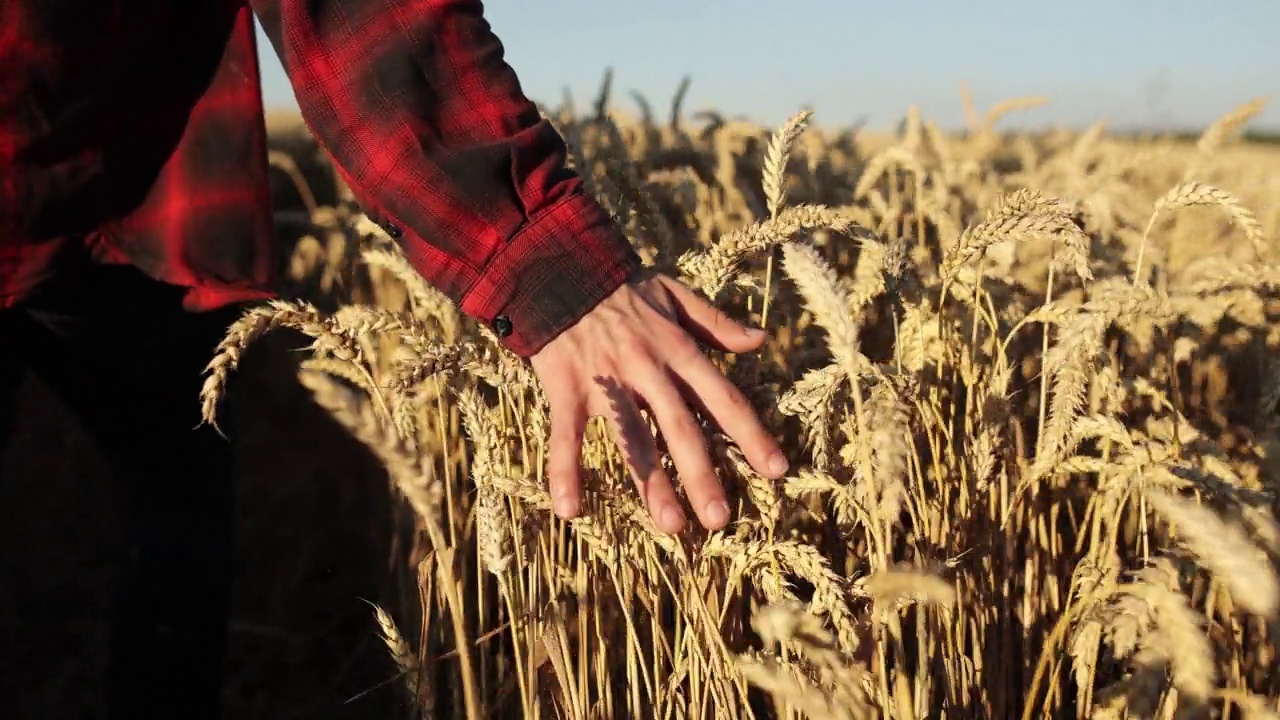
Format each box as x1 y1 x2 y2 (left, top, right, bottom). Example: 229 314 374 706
1136 129 1280 145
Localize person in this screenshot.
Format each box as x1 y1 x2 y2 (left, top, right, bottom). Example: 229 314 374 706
0 1 788 716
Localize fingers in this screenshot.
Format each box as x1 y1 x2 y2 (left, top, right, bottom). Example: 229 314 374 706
659 275 767 354
529 273 784 537
651 277 786 478
671 352 789 480
546 391 588 520
633 363 731 531
592 380 686 534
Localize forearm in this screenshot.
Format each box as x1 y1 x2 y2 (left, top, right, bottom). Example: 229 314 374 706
250 0 640 356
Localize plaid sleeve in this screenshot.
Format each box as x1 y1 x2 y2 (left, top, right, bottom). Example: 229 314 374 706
250 0 642 357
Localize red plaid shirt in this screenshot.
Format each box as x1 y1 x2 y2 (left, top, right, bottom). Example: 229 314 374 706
0 0 640 357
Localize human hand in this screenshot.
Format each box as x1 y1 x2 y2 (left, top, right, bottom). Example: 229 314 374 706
529 271 788 534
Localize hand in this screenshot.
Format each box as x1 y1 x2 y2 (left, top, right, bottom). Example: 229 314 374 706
529 271 789 534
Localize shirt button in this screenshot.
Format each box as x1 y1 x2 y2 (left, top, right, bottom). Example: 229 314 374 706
492 315 513 337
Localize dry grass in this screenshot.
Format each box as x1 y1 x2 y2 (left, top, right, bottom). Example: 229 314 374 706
208 86 1280 719
217 85 1280 717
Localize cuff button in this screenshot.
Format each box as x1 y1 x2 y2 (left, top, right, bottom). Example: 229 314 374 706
492 315 513 338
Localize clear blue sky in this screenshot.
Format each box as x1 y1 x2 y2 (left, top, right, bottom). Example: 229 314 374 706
255 0 1279 133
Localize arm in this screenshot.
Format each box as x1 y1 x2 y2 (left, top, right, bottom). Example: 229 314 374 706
251 0 788 533
250 0 640 357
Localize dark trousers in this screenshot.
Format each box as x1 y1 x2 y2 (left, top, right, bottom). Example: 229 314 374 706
0 258 249 719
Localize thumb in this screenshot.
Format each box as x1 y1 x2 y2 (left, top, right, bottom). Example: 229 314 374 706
659 275 767 353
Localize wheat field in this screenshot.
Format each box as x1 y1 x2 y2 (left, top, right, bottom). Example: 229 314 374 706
210 86 1280 719
222 86 1280 719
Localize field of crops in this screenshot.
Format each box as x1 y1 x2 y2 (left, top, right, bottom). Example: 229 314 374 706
6 87 1280 719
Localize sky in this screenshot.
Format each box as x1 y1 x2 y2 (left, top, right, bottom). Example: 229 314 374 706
254 0 1280 133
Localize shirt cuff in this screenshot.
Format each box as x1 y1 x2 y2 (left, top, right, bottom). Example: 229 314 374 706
457 192 643 358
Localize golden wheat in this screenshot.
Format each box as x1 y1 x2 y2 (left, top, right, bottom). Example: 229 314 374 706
204 88 1280 719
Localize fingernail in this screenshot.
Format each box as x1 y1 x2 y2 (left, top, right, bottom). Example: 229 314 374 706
745 326 766 339
705 500 730 527
660 505 686 533
553 494 578 518
768 453 789 476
